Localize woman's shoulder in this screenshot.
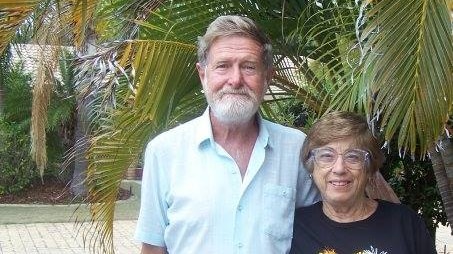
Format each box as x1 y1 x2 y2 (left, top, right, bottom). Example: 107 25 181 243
377 200 414 212
295 201 322 216
376 199 423 222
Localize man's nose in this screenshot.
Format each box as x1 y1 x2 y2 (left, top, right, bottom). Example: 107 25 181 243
228 66 243 88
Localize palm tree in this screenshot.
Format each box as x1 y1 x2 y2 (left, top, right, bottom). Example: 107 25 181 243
1 0 452 253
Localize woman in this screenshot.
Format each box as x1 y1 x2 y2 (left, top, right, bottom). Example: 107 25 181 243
290 111 436 254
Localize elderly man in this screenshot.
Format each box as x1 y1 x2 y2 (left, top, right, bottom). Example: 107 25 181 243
135 15 319 254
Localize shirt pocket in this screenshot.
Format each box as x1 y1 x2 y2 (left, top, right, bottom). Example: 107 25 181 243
263 184 296 240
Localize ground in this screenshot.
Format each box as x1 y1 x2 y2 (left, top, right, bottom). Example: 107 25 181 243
0 177 131 205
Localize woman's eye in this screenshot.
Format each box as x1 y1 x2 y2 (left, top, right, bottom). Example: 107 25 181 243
319 153 334 160
345 153 361 162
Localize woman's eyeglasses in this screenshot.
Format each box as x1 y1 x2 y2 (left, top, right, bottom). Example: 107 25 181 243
310 148 370 170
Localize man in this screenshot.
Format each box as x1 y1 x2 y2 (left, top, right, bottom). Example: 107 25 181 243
135 15 319 254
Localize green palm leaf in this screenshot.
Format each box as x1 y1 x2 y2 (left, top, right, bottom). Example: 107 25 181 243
361 0 453 156
294 0 452 157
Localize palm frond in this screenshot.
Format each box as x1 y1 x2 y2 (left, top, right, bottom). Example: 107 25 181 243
295 0 453 157
95 0 164 41
68 0 99 49
77 40 201 254
283 2 361 115
361 0 453 156
0 0 40 53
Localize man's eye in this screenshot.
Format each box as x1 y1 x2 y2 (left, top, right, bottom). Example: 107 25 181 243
215 64 228 69
242 65 257 72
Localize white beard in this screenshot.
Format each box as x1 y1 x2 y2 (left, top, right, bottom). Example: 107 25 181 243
203 78 264 125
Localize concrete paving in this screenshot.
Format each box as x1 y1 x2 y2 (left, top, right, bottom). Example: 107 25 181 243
0 220 140 254
0 180 142 254
437 224 453 254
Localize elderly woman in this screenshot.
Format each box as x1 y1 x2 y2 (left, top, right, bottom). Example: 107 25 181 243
290 111 436 254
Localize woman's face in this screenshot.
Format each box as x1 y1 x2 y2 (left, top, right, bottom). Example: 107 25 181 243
311 139 370 208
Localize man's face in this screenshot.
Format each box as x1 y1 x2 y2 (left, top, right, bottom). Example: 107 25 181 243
196 36 273 124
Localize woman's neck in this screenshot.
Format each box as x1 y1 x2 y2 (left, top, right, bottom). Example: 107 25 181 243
322 198 378 223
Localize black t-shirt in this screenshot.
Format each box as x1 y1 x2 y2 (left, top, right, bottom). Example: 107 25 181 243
290 200 437 254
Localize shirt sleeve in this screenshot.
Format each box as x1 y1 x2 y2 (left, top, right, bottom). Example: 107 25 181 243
134 140 169 247
295 160 321 208
413 212 437 254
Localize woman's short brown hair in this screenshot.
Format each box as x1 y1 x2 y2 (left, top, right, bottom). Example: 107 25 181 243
301 111 385 175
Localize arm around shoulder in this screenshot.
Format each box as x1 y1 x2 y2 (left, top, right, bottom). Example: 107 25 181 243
141 243 166 254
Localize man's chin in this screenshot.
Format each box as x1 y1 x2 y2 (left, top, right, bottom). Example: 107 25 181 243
211 109 256 124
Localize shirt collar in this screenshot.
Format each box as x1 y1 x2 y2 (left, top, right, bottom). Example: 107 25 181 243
195 107 272 149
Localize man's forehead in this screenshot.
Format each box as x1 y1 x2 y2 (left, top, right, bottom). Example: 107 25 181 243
207 40 264 61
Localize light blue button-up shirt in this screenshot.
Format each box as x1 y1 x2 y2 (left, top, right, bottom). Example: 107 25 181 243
135 109 320 254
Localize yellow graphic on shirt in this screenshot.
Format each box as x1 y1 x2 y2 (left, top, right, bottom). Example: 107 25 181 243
318 246 388 254
318 248 336 254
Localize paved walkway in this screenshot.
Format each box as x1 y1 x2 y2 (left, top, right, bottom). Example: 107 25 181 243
0 220 140 254
0 220 452 253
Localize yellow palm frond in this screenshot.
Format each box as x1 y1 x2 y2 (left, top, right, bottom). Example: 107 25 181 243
67 0 99 49
0 0 40 53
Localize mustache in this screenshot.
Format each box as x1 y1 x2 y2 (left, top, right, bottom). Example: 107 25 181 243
217 87 251 96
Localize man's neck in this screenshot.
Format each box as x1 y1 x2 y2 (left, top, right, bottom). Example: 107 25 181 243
210 112 259 178
210 113 259 144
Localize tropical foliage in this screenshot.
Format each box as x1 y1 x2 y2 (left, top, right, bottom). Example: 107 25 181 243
0 0 452 253
0 62 36 194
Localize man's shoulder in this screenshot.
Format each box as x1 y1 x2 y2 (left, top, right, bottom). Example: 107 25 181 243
149 116 201 145
262 119 306 139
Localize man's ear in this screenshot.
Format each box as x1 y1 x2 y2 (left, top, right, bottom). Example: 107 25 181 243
196 63 206 84
265 67 275 87
266 67 275 82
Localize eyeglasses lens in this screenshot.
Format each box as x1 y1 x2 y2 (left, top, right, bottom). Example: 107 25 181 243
313 148 368 169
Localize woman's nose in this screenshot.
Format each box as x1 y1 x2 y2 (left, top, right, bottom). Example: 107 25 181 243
331 156 347 174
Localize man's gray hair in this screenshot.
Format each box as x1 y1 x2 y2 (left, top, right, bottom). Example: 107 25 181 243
197 15 273 70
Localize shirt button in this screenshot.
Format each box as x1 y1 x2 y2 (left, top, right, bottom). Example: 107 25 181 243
237 243 243 248
282 190 287 197
231 171 237 174
237 205 243 211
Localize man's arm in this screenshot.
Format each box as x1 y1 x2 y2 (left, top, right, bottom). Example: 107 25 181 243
141 243 166 254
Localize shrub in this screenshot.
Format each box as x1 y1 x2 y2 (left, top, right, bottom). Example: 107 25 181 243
0 119 37 194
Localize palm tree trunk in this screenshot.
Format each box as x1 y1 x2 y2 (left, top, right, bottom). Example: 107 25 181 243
440 136 453 235
441 137 453 198
430 137 453 235
69 25 97 196
69 103 89 196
